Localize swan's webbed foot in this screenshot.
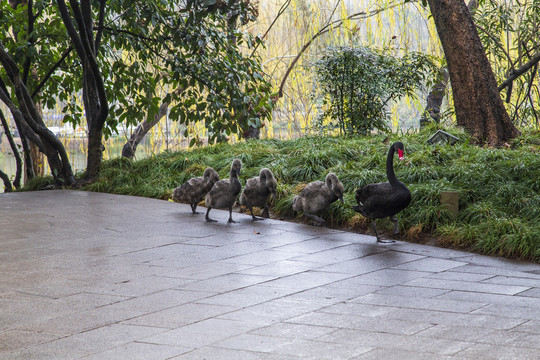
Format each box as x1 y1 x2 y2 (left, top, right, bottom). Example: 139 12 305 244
371 219 394 243
377 238 395 243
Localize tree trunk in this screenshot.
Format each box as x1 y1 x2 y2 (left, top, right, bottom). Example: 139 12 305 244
122 100 169 159
420 68 449 127
426 0 520 146
30 69 46 177
242 125 261 139
420 0 476 128
0 168 12 192
0 51 75 187
57 0 109 181
0 108 22 188
84 64 106 179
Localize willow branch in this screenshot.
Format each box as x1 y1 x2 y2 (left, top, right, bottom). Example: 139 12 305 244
250 0 292 57
277 3 402 98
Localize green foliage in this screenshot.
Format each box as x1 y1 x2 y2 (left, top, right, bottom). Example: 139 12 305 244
23 128 540 262
312 46 439 135
101 0 273 142
474 0 540 127
0 0 273 143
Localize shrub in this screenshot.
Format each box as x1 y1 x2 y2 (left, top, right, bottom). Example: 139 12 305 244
312 46 439 135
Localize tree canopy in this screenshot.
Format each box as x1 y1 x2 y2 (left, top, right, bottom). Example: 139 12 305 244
0 0 273 187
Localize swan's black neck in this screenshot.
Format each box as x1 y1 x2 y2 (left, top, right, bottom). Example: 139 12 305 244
386 145 400 187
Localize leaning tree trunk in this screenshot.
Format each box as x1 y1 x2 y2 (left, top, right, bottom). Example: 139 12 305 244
121 88 185 159
0 108 22 188
0 169 12 192
426 0 520 146
122 101 169 159
0 49 76 187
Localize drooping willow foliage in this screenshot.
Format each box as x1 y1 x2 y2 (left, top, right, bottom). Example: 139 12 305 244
252 0 539 136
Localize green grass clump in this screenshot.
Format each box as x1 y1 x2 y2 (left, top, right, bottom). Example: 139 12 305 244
23 127 540 262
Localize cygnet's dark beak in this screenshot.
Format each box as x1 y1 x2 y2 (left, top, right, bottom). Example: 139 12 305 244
339 196 344 204
272 190 277 198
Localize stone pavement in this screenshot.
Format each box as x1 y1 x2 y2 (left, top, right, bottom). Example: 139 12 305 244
1 190 539 360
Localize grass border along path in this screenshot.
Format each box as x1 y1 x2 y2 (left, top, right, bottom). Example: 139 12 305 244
25 126 540 262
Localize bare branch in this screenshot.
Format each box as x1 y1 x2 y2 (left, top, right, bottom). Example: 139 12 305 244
32 47 73 99
498 51 540 91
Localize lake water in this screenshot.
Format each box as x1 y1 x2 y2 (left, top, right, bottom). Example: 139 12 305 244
0 134 183 193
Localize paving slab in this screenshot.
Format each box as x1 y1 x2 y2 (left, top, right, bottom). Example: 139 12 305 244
1 190 539 359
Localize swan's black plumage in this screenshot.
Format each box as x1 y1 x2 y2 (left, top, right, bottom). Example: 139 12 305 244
172 167 220 214
239 168 277 220
353 142 411 242
205 159 242 223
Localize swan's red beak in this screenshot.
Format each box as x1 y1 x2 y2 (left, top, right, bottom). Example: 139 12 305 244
398 149 404 160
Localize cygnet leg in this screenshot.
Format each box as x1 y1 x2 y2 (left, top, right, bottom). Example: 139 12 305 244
227 207 238 223
304 213 325 227
250 207 264 221
205 207 217 222
191 203 201 214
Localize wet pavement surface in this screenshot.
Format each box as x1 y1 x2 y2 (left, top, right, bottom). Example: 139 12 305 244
1 190 539 359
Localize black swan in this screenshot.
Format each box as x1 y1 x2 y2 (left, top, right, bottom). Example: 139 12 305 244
205 159 242 223
239 168 277 221
353 141 411 243
292 173 344 226
172 167 220 214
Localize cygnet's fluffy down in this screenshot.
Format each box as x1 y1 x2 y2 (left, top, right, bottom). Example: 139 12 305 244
239 168 277 220
292 172 344 226
172 167 220 214
205 159 242 223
